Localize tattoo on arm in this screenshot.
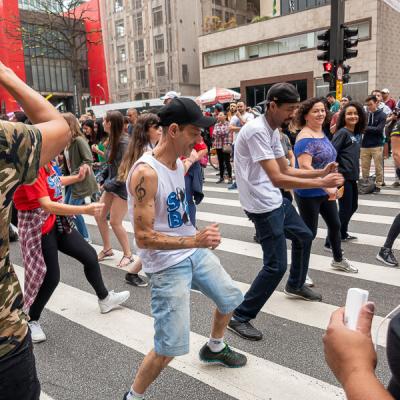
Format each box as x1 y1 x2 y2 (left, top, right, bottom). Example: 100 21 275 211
135 176 146 202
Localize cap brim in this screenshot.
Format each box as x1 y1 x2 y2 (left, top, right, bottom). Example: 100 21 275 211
192 115 216 128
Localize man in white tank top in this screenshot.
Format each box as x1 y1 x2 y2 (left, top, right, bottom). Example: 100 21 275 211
123 98 246 400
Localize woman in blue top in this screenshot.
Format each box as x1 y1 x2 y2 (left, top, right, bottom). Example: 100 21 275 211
294 97 358 274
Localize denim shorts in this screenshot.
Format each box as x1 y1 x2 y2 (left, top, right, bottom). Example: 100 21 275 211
149 248 243 357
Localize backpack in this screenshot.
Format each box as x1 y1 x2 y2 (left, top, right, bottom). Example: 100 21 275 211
358 176 376 194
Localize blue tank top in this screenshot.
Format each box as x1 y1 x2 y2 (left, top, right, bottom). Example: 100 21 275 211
294 136 337 197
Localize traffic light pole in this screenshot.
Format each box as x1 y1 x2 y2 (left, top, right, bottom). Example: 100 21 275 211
330 0 345 95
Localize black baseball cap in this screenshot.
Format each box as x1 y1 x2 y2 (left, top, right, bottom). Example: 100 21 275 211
158 98 216 128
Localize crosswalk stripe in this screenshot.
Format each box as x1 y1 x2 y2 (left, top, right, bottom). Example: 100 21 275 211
41 394 55 400
14 266 346 400
83 216 400 287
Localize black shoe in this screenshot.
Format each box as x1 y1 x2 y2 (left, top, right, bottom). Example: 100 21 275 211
253 234 260 243
342 234 357 242
9 226 18 242
373 186 381 193
216 178 224 184
284 284 322 302
227 319 263 341
376 247 399 267
199 343 247 368
125 273 148 287
123 393 128 400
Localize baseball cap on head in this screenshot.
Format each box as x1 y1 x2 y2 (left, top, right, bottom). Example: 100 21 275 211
160 91 180 101
260 83 300 106
381 88 390 94
158 98 216 128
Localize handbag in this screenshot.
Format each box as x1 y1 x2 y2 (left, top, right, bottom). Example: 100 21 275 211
222 144 232 154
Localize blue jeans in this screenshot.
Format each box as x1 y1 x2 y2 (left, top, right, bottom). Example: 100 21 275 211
233 198 313 323
148 248 243 356
64 187 90 241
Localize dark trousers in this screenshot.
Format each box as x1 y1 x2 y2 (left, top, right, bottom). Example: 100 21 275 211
29 226 108 321
0 332 40 400
216 148 232 179
233 199 313 322
338 180 358 239
384 213 400 249
295 194 343 262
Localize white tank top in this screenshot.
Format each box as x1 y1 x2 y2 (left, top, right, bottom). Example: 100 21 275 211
127 153 197 273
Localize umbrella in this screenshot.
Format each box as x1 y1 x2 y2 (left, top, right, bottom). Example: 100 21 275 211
196 87 241 106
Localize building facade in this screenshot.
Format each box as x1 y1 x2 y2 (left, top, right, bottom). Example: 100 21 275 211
100 0 202 103
0 0 109 113
199 0 400 106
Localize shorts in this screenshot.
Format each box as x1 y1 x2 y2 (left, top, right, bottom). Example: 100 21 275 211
149 248 243 357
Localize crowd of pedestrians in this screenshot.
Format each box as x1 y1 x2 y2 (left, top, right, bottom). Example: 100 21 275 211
0 60 399 400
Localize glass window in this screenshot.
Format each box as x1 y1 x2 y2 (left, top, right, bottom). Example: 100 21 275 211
116 20 125 38
153 6 163 27
154 34 164 53
135 39 144 61
119 70 128 84
136 65 146 81
133 0 141 9
182 64 189 82
134 13 143 35
115 0 123 12
156 62 166 77
117 45 126 62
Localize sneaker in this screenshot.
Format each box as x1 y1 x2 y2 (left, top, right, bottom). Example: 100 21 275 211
9 225 19 242
227 178 233 184
304 274 314 287
331 258 358 273
373 186 381 193
228 182 237 190
199 343 247 368
227 319 262 341
284 285 322 301
376 247 399 267
98 290 130 313
216 178 224 184
392 181 400 187
28 321 46 343
341 234 357 242
123 392 144 400
125 273 148 287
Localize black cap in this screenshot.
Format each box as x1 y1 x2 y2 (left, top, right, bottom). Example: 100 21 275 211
158 98 216 128
327 91 336 98
266 82 300 103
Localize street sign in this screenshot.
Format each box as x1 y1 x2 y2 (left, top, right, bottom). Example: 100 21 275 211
336 79 343 101
336 65 343 81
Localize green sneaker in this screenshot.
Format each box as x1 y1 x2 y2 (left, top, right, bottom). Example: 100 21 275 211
199 343 247 368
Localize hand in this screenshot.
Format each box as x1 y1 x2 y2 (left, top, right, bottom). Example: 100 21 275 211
77 164 90 181
321 173 344 188
85 202 104 217
323 304 377 388
325 187 338 200
91 144 98 154
188 148 199 164
195 224 221 249
322 162 338 176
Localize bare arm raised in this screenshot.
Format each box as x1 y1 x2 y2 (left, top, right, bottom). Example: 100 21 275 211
129 164 221 250
0 62 70 166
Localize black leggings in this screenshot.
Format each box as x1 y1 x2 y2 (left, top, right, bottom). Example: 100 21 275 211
295 194 343 261
384 213 400 249
216 148 232 179
29 226 109 321
338 180 358 239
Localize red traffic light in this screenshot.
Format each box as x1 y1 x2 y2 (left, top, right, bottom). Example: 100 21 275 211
323 62 334 72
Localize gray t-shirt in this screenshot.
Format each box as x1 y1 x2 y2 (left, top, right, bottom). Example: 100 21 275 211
234 115 284 213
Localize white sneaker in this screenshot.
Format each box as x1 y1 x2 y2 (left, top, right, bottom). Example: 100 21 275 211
304 274 314 287
331 258 358 273
28 321 46 343
98 290 130 314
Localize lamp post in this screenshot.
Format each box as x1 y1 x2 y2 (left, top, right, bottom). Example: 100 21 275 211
96 84 106 104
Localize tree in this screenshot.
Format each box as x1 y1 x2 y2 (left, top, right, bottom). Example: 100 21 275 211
2 0 102 115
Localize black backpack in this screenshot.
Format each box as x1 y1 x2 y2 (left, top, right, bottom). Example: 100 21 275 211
358 176 376 194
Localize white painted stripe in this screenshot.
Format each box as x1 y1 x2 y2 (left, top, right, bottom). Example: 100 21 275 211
381 189 400 195
14 267 346 400
84 216 400 286
41 394 55 400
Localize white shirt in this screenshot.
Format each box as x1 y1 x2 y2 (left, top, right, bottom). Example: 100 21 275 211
230 112 254 143
234 115 284 214
127 154 196 273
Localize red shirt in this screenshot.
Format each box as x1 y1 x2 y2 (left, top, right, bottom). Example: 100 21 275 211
14 164 63 234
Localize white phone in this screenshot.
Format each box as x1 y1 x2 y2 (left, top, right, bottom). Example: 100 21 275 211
344 288 369 331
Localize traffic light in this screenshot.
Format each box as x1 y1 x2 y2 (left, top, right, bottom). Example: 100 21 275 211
343 64 351 83
317 29 330 62
342 26 358 61
322 61 334 83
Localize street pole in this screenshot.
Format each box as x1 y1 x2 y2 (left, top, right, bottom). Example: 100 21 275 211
330 0 345 95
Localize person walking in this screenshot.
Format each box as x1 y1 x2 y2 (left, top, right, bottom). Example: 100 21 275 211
227 84 344 341
13 162 130 343
330 102 366 241
0 61 70 400
63 113 99 242
293 97 358 274
213 112 233 184
123 98 246 400
376 213 400 267
95 111 134 267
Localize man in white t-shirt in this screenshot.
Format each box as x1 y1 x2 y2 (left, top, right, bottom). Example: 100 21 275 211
228 83 344 341
228 101 254 189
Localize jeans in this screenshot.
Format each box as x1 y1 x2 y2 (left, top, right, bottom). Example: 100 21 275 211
0 332 40 400
384 213 400 249
29 225 108 321
233 198 313 323
184 174 196 227
338 180 358 239
149 248 243 356
65 186 90 240
216 148 232 179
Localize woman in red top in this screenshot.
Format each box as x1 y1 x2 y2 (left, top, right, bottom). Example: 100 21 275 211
14 162 130 343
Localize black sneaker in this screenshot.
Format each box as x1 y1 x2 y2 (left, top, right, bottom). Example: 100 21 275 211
9 225 18 242
199 343 247 368
125 273 148 287
284 284 322 302
376 247 399 267
342 234 357 241
227 319 263 341
373 186 381 193
216 178 224 184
